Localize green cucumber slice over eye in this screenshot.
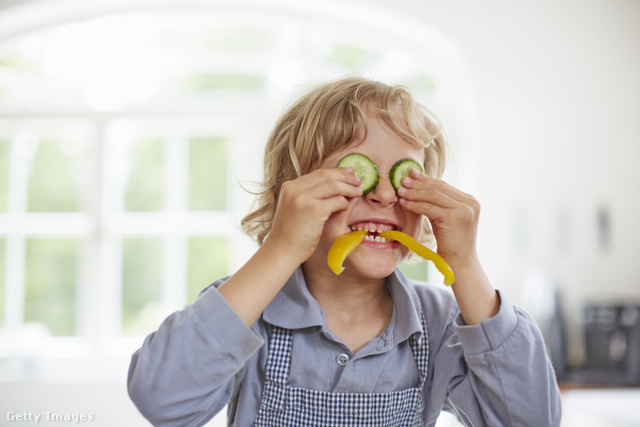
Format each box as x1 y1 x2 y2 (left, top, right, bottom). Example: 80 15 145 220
338 153 379 194
390 159 423 191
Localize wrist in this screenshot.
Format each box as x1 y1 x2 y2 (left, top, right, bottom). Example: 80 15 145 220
449 255 499 325
260 235 307 270
449 253 481 276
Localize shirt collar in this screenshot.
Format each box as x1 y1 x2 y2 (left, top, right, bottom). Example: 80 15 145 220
263 267 424 346
262 268 325 330
386 269 424 345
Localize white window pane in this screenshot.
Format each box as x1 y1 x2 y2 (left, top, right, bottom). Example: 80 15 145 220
189 136 228 211
187 236 229 302
0 137 8 212
24 238 80 336
0 237 5 329
124 137 164 212
121 237 163 336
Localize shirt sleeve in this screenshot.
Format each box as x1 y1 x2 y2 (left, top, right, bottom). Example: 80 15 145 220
440 290 562 426
127 280 264 427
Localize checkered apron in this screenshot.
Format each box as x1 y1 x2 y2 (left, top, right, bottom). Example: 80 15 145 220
253 313 429 426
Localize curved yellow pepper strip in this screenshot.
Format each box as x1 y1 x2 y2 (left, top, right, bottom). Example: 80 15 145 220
378 230 455 286
327 230 367 275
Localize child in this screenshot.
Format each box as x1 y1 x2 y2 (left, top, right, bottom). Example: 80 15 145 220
128 77 562 426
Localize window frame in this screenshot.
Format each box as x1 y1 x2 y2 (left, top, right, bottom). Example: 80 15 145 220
0 106 266 359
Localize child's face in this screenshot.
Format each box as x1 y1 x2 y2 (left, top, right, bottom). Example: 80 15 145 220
306 109 425 281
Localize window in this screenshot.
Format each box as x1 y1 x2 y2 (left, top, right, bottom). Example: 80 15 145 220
0 4 462 360
0 114 256 353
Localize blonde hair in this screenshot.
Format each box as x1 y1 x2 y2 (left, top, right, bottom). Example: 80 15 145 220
241 76 448 248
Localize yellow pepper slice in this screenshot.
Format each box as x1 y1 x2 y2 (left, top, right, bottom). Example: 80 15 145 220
327 230 367 275
378 230 455 286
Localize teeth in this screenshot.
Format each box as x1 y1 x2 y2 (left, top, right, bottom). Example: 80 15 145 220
349 222 395 234
364 235 388 243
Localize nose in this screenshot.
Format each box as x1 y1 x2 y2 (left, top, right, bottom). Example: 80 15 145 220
365 175 398 208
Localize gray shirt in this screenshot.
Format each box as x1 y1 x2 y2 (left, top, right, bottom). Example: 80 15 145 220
128 268 561 426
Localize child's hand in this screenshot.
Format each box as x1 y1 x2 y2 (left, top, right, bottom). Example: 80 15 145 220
397 169 481 269
266 168 363 265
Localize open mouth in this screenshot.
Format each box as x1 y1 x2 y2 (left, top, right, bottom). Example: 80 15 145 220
348 222 398 243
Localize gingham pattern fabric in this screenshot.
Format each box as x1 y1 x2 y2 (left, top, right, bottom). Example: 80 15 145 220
253 314 429 426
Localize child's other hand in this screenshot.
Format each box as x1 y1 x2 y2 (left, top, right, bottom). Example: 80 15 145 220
397 169 480 270
266 168 363 265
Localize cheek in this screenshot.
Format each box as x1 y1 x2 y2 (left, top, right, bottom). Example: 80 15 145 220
321 209 351 239
320 199 359 242
405 211 423 237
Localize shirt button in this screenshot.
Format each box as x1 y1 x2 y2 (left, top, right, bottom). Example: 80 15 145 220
336 353 350 366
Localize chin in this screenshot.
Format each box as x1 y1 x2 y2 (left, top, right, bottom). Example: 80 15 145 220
347 258 399 280
362 269 396 280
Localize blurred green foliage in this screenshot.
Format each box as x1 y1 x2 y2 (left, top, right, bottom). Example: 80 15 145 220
187 237 229 303
185 73 265 92
398 259 429 282
0 239 5 327
121 238 163 335
189 137 228 211
0 139 7 212
401 73 436 92
0 54 40 73
328 44 377 69
124 137 164 211
24 238 78 336
27 139 81 212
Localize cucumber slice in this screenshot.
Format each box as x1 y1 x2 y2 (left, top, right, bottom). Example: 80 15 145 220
390 159 423 191
337 153 379 194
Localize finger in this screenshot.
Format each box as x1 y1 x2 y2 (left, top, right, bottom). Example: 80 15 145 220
397 184 459 209
310 178 364 200
398 171 460 208
402 170 473 204
280 168 361 201
295 168 362 194
408 171 481 221
320 195 351 215
399 197 448 222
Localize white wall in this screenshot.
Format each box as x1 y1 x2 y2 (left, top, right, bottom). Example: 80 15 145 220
382 0 640 364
